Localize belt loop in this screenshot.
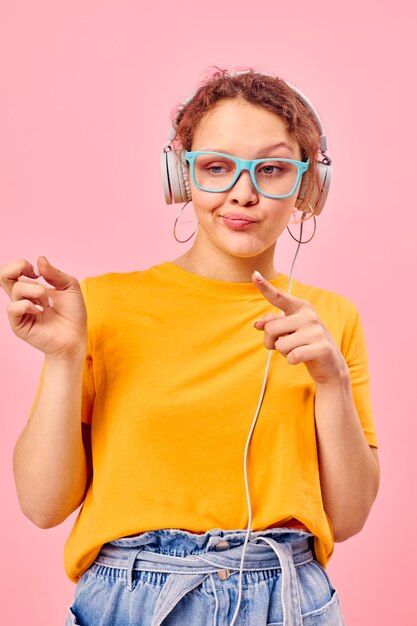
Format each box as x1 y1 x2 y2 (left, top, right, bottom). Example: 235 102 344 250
126 548 144 591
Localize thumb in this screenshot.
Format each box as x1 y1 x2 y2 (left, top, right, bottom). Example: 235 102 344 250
37 256 76 290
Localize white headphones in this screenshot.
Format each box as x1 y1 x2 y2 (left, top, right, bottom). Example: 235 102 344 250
160 70 332 215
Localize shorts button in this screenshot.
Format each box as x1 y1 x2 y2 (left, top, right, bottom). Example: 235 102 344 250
214 540 230 552
217 569 231 580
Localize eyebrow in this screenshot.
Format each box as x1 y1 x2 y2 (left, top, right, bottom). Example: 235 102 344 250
200 142 294 157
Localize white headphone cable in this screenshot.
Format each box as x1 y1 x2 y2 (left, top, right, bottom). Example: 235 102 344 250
228 224 303 626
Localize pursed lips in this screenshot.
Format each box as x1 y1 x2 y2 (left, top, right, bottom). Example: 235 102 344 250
218 212 259 231
220 212 257 222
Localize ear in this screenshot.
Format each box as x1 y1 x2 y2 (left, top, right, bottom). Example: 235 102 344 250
289 205 315 225
289 206 302 224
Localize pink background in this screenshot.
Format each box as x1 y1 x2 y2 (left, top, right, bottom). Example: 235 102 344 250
0 1 416 624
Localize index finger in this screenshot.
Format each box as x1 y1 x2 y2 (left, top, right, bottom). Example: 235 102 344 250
0 258 40 298
252 270 305 314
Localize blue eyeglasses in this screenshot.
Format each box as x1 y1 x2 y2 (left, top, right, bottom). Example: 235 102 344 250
184 151 309 199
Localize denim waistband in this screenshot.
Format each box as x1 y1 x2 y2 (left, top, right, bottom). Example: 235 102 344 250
93 528 314 626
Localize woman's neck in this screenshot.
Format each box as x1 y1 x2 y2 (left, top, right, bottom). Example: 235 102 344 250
172 238 278 283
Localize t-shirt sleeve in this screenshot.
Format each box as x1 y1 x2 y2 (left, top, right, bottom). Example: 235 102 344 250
26 277 96 425
78 278 95 425
340 302 378 448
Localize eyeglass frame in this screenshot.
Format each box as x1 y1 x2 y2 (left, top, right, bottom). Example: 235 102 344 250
184 150 310 199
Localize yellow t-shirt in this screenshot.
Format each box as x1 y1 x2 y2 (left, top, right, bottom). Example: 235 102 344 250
28 261 378 583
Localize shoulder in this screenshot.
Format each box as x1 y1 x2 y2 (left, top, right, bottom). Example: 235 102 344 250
79 262 170 297
287 276 360 339
289 276 358 315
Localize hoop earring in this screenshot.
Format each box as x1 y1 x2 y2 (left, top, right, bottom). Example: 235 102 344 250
286 202 317 244
173 200 199 243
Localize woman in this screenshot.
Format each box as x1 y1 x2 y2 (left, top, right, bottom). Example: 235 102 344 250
2 68 379 625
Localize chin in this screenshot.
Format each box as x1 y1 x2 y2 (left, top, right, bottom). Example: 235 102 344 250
199 223 279 259
223 233 277 254
218 242 272 259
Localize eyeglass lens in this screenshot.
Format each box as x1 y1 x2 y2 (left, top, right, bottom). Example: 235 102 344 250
193 154 300 196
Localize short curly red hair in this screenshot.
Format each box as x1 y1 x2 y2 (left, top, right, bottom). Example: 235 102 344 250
171 66 322 213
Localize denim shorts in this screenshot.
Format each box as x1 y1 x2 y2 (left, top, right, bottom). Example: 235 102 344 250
65 527 345 626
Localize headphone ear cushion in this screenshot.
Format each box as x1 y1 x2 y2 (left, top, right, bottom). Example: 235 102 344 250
296 160 332 215
164 149 191 204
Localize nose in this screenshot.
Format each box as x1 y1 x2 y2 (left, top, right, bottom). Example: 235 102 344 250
229 169 258 205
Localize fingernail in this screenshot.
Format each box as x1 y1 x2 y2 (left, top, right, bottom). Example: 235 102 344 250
254 270 264 282
35 304 44 312
48 297 54 308
34 265 41 277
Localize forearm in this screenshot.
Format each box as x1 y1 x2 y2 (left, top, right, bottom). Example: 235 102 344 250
13 351 88 528
314 371 380 542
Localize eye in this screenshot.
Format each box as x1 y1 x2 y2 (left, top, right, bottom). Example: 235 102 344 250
208 165 227 174
259 165 282 175
256 161 292 177
204 161 233 175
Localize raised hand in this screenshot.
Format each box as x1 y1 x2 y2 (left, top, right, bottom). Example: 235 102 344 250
252 270 349 385
0 256 87 361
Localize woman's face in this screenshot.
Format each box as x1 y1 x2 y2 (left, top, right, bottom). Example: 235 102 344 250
189 98 303 261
